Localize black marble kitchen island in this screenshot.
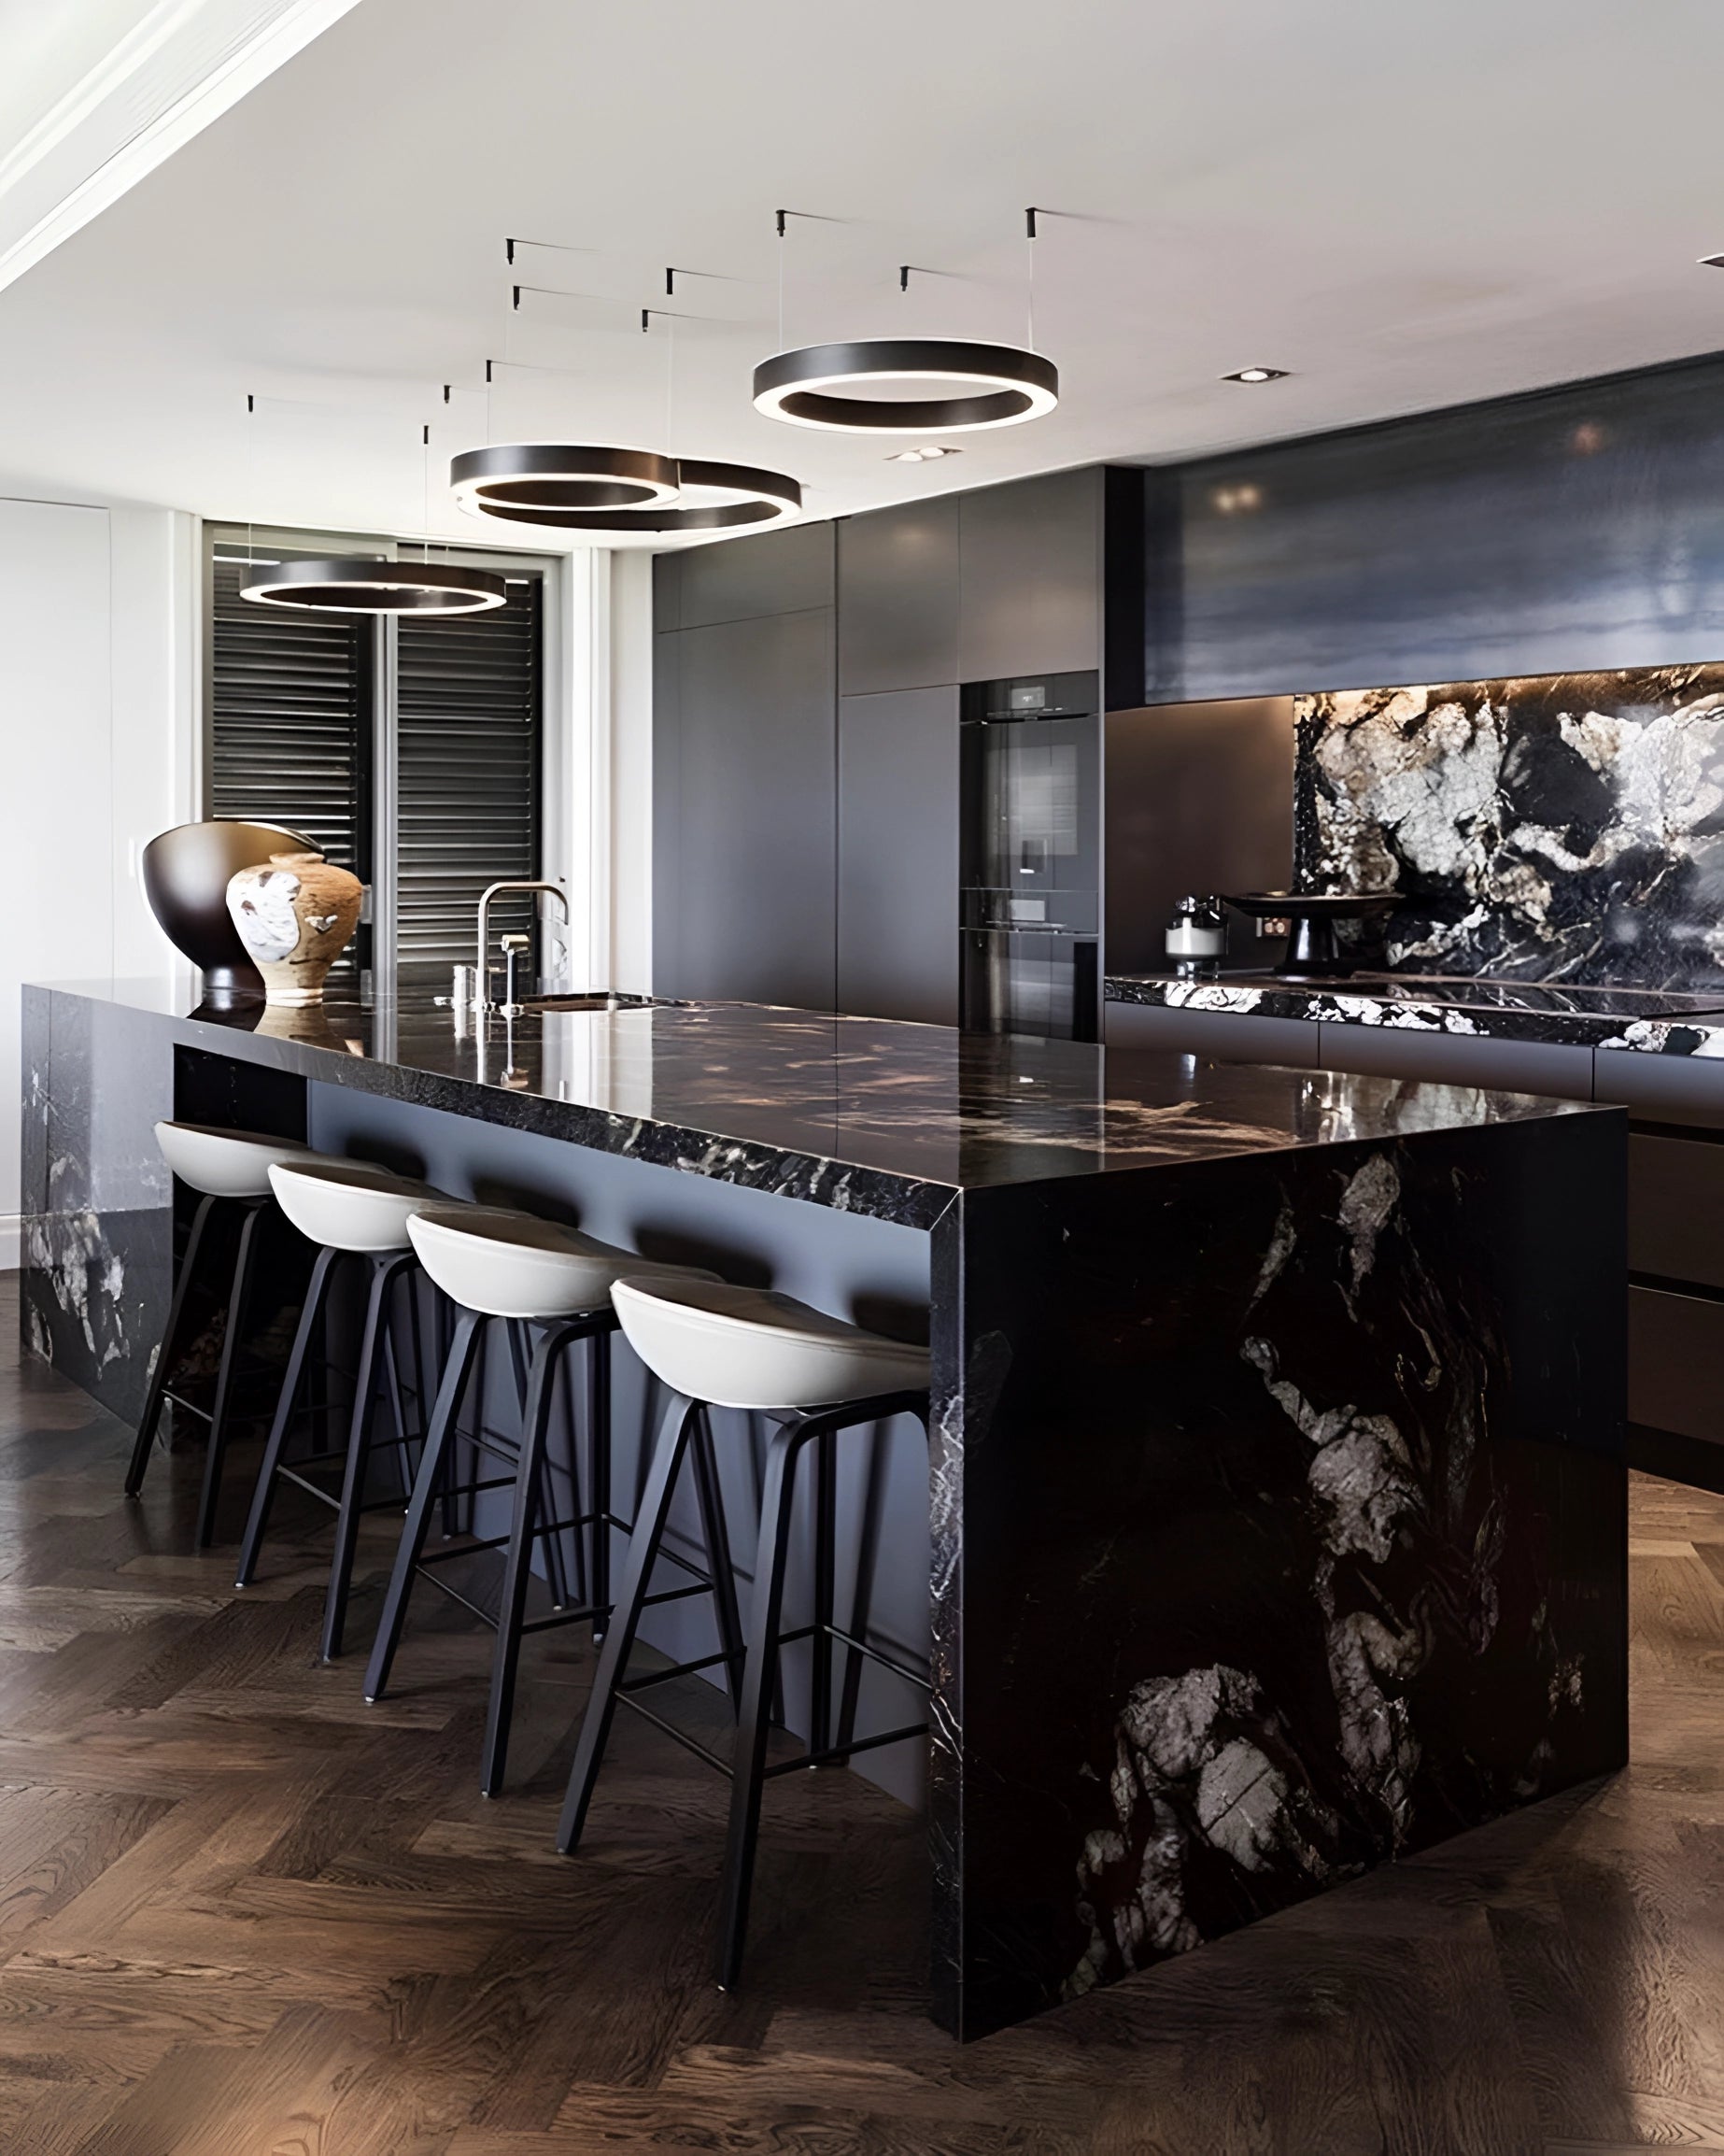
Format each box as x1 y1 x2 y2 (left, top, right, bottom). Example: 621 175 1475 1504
21 980 1628 2040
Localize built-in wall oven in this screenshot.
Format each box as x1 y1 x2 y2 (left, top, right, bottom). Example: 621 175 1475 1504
959 670 1100 1041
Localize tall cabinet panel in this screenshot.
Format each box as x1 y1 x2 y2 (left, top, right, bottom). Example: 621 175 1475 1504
838 496 961 694
838 688 960 1026
657 606 838 1010
957 466 1103 681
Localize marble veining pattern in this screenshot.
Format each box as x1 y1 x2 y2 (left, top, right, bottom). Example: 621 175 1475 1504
24 980 1585 1226
1105 970 1724 1057
1040 1132 1618 2009
1294 665 1724 986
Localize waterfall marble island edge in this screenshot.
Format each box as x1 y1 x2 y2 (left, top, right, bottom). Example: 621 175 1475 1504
21 980 1628 2041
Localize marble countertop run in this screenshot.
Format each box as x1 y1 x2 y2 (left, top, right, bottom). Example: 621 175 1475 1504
29 976 1593 1231
1106 970 1724 1057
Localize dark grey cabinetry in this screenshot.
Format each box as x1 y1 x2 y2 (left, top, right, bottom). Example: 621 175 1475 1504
660 519 836 631
957 466 1103 682
838 688 960 1025
837 497 960 695
654 471 1126 1021
652 534 837 1009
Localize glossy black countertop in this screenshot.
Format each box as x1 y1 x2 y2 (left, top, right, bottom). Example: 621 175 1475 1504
28 977 1602 1230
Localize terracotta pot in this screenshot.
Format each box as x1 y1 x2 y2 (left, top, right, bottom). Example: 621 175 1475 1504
226 852 363 1006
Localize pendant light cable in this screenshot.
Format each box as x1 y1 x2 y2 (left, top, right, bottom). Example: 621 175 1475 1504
245 391 255 566
1025 206 1037 352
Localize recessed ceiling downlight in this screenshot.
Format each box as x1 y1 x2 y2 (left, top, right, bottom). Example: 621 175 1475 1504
1222 366 1290 384
754 339 1058 433
450 443 682 518
462 458 803 535
239 558 507 615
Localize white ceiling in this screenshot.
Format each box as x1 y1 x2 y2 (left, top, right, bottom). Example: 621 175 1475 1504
1 0 1722 551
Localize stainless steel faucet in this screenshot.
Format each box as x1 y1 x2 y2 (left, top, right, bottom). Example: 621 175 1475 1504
474 881 571 1013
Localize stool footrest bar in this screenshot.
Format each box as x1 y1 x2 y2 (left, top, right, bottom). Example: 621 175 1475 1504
761 1722 929 1778
613 1692 735 1776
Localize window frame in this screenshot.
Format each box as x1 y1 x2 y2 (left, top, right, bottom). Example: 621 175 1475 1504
203 523 570 1002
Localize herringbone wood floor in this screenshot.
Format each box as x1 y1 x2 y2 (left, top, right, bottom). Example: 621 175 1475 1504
0 1282 1719 2153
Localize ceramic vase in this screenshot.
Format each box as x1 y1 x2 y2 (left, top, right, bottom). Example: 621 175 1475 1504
226 851 363 1007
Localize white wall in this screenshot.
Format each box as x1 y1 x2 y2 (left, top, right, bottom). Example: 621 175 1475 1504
0 495 195 1263
552 546 653 998
607 549 655 995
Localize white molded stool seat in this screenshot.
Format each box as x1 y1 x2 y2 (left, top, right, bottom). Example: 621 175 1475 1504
268 1158 451 1255
154 1120 318 1199
406 1206 715 1321
611 1276 930 1411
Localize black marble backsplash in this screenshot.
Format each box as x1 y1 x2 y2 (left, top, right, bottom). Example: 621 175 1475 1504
1293 662 1724 987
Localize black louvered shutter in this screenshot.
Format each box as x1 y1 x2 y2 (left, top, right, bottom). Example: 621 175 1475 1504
208 555 373 986
396 574 543 966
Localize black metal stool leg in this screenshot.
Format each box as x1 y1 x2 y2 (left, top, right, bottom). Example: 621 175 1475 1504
811 1425 837 1763
234 1243 340 1587
588 1327 611 1641
364 1308 484 1702
481 1317 586 1797
690 1405 744 1713
557 1394 700 1853
126 1191 219 1498
194 1199 268 1548
322 1251 415 1662
714 1416 813 1992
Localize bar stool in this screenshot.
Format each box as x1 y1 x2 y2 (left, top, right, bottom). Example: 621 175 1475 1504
233 1159 450 1660
363 1206 736 1799
556 1274 931 1990
126 1120 325 1545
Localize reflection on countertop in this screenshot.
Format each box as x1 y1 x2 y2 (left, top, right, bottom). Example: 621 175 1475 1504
27 972 1604 1227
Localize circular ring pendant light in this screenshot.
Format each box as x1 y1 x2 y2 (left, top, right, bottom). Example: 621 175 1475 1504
239 556 507 614
753 337 1058 433
454 457 801 535
450 443 681 518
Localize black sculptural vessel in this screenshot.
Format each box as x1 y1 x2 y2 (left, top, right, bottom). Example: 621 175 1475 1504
1223 891 1399 982
141 819 318 1007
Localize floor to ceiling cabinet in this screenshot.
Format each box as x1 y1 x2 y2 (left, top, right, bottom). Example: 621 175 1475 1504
653 532 838 1009
837 687 961 1026
652 466 1138 1020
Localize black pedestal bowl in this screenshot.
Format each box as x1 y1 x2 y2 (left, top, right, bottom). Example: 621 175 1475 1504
1222 891 1399 982
142 819 318 1006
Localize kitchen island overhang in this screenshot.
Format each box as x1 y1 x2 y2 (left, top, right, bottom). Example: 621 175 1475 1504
22 981 1627 2040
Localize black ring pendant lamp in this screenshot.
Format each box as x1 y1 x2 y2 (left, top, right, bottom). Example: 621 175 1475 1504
449 442 682 516
455 456 802 535
753 338 1058 433
237 393 510 616
238 557 507 615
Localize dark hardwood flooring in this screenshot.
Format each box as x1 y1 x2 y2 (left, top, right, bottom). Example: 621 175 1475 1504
0 1281 1719 2153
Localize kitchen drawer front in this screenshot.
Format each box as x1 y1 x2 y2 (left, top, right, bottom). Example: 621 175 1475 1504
1313 1023 1594 1100
1628 1283 1724 1443
1595 1046 1724 1130
1629 1131 1724 1289
1104 1000 1321 1068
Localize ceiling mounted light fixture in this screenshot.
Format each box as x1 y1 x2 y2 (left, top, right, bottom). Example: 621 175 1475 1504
886 445 962 463
450 442 681 518
465 308 803 536
236 393 508 616
755 338 1058 433
240 557 507 613
1222 366 1290 383
470 458 801 535
755 207 1058 435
